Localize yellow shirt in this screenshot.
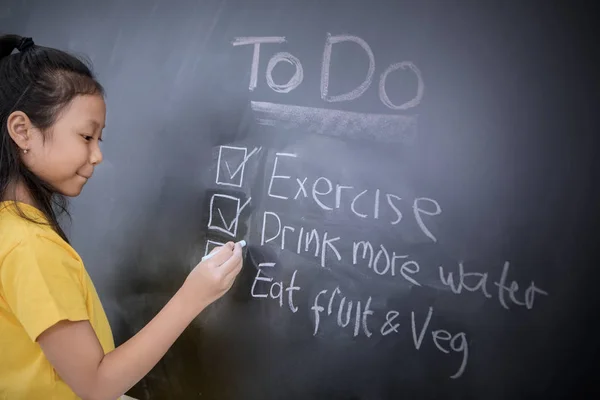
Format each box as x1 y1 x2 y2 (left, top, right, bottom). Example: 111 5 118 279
0 201 116 399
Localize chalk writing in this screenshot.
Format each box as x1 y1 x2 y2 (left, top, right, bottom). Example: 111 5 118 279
494 261 548 310
439 261 548 310
410 307 469 379
381 311 400 336
207 194 251 237
413 197 441 243
321 34 375 103
266 155 441 241
311 286 374 338
234 33 423 110
379 62 424 110
268 152 297 200
261 211 342 268
216 146 262 187
231 36 286 91
221 32 552 383
251 263 300 313
308 285 469 378
234 33 422 144
223 141 549 379
266 52 304 93
438 262 492 298
352 240 422 285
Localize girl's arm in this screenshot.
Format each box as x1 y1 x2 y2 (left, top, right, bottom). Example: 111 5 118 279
38 242 243 400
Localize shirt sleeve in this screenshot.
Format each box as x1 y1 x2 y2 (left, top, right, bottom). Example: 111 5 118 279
0 234 89 341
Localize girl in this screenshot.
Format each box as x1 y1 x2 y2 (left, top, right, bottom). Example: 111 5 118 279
0 34 243 399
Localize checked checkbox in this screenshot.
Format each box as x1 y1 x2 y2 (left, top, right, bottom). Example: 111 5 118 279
216 146 261 187
207 194 252 238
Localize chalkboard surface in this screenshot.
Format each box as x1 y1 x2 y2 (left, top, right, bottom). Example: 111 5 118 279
2 1 598 399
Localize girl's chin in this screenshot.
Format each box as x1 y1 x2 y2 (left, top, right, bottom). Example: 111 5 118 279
56 181 86 198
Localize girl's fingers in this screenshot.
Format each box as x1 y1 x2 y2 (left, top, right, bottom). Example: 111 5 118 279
219 242 243 276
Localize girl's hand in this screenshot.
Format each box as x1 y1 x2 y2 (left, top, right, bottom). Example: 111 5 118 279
181 241 243 314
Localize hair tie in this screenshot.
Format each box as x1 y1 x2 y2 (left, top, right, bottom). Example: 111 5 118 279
17 37 35 52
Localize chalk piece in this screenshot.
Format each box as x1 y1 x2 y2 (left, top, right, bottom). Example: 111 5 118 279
202 240 246 262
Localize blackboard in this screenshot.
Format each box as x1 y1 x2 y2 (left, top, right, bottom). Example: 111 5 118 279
2 1 598 399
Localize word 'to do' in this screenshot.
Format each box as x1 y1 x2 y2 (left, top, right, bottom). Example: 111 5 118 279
232 34 424 111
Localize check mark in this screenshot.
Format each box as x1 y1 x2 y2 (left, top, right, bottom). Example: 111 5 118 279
207 194 242 237
224 147 261 179
217 197 252 232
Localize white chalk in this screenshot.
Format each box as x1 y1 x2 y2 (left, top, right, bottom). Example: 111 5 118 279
202 240 246 262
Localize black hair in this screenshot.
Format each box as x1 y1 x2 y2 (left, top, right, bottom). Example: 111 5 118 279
0 34 104 242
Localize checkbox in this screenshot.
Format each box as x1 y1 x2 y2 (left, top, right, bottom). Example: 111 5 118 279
207 194 251 237
216 146 261 187
204 240 225 257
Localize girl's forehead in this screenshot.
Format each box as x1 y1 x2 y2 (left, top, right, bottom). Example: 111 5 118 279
58 95 106 127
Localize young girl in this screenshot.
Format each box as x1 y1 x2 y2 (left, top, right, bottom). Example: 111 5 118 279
0 34 244 399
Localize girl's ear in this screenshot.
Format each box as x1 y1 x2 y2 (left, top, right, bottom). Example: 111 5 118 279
6 111 34 151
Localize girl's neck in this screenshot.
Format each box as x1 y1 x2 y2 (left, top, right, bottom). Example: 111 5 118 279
2 180 36 207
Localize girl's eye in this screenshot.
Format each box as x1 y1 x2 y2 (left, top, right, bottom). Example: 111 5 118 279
83 135 93 141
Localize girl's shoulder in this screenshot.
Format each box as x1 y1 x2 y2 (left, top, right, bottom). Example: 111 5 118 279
0 201 79 262
1 201 52 244
0 201 48 224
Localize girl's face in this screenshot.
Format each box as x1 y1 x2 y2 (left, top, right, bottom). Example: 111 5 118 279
11 94 106 197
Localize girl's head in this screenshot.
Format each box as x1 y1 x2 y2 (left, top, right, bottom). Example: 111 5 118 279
0 34 105 239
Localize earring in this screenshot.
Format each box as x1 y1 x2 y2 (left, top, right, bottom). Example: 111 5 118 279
23 149 28 154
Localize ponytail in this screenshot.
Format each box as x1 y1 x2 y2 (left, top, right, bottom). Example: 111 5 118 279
0 34 21 58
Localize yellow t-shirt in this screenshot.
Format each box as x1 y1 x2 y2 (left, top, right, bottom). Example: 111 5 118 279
0 201 116 399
